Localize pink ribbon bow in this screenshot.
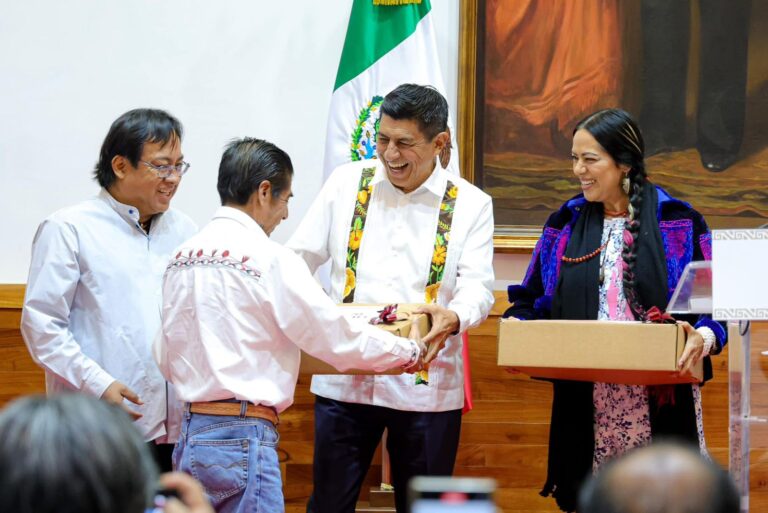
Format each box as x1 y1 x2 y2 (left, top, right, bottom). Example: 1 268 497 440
370 304 398 325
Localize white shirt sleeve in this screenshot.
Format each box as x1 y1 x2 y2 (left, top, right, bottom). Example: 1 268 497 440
286 168 343 274
20 219 115 397
267 250 414 372
447 198 495 333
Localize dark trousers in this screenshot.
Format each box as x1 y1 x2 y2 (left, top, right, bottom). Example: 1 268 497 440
147 442 175 473
640 0 751 162
308 396 462 513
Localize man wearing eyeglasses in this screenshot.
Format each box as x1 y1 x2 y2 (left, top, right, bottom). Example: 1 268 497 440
21 108 197 472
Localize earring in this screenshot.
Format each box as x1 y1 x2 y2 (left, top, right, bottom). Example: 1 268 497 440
621 175 630 195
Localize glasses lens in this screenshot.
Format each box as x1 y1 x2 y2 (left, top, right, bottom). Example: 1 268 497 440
146 162 189 178
157 167 172 179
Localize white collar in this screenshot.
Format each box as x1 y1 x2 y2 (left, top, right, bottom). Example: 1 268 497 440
370 159 447 198
212 206 268 238
99 189 159 230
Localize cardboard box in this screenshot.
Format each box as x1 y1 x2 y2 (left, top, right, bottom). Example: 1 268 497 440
299 303 431 375
497 319 703 385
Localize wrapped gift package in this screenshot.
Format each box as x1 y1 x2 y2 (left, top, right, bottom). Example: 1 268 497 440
299 303 431 375
497 319 703 385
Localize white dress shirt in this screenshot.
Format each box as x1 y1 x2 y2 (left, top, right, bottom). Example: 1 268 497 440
153 207 417 414
21 189 198 441
287 160 495 412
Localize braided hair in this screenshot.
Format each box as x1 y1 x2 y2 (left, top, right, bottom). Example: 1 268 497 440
574 109 648 319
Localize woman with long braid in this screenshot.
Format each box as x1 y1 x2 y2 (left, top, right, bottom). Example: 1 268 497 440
503 109 727 512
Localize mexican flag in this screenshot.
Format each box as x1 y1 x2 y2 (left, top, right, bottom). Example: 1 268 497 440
323 0 472 414
322 0 460 180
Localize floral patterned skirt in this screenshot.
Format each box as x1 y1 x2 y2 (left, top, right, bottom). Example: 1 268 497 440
592 382 706 471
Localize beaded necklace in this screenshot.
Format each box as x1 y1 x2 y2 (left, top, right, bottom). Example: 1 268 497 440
560 225 616 265
560 206 627 265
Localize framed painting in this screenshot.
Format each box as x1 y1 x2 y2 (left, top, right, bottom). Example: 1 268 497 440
459 0 768 252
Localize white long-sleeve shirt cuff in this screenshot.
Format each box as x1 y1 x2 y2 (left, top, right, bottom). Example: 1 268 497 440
447 303 473 335
83 367 117 398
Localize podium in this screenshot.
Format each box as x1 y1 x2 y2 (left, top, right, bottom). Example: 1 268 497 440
668 229 768 512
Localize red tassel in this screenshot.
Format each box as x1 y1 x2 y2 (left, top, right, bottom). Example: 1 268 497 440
462 331 473 414
650 385 676 408
644 306 675 324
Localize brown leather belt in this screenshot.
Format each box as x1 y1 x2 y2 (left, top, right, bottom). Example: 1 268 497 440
189 401 279 426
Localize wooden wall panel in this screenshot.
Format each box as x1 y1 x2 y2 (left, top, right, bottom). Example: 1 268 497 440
0 284 24 309
1 287 767 512
0 329 45 405
0 310 21 330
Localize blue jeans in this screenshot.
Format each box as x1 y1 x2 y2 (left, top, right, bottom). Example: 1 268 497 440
174 404 283 513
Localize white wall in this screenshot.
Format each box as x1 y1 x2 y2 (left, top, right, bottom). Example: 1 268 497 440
0 0 527 287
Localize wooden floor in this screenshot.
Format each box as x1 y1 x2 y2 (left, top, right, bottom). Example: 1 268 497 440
2 302 768 512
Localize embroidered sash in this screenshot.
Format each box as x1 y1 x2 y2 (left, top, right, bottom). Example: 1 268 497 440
342 166 459 385
343 168 458 304
426 180 458 304
342 166 376 303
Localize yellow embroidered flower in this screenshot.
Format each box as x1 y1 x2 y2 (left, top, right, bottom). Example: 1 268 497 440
432 245 447 265
447 185 458 199
348 229 363 250
425 282 440 304
344 268 356 298
415 368 429 385
357 189 368 205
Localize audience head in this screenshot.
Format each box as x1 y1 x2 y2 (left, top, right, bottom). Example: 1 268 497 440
217 137 293 235
0 394 158 513
377 83 450 193
579 442 740 513
94 108 186 220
